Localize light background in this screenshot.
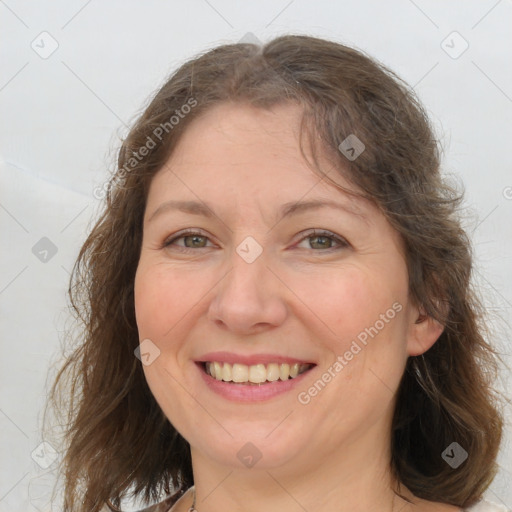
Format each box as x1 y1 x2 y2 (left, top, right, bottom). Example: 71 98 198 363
0 1 511 511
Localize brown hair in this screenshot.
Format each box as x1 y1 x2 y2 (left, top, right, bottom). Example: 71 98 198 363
46 34 505 511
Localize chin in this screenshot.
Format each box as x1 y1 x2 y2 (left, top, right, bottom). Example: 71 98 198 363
188 421 315 471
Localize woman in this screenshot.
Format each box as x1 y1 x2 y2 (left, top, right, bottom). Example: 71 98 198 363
47 35 508 512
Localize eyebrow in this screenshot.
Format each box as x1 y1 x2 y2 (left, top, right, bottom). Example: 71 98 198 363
147 198 369 225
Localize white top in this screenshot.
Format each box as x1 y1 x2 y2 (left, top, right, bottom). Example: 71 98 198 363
159 496 511 512
125 495 512 512
464 500 510 512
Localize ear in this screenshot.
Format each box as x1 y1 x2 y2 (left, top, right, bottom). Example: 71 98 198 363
406 304 445 356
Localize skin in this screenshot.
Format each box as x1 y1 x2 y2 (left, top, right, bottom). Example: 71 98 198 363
134 103 460 512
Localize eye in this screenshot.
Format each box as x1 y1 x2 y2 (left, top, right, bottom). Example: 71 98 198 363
161 228 349 253
295 229 349 251
162 230 215 251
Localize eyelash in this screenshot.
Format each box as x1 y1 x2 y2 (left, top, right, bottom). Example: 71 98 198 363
161 229 349 253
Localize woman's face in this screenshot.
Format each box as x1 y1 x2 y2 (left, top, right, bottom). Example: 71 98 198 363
134 103 442 474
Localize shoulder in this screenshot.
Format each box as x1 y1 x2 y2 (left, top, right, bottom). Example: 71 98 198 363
136 495 175 512
98 497 176 512
463 499 511 512
136 488 193 512
98 488 191 512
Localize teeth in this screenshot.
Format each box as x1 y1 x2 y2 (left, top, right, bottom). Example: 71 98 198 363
279 363 290 381
213 362 223 381
204 361 312 383
232 363 248 383
221 362 232 381
266 363 280 382
248 364 266 383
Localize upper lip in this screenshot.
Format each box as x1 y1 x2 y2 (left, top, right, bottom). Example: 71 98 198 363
196 351 316 366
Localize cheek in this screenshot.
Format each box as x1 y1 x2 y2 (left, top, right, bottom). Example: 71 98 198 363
296 269 408 426
134 262 208 339
291 263 406 347
134 264 203 431
293 263 410 408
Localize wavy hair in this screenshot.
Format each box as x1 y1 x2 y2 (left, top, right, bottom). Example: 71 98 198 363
46 34 505 511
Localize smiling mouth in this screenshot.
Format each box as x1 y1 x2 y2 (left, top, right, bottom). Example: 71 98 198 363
200 361 315 385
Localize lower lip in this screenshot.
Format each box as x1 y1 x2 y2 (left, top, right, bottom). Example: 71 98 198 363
196 363 314 402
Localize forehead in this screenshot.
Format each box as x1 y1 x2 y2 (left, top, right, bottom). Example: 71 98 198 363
167 102 311 173
148 102 367 210
143 103 405 255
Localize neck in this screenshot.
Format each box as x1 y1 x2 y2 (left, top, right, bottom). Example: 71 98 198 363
188 421 411 512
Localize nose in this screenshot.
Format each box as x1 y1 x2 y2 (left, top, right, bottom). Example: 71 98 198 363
207 246 288 335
